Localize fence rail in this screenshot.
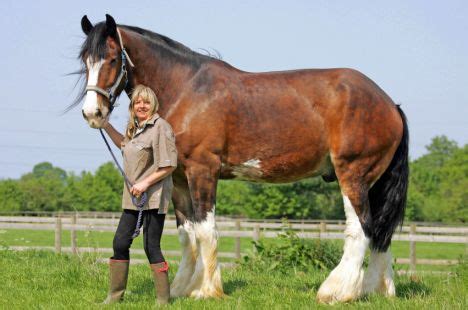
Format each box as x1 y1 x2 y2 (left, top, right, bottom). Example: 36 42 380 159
1 214 466 270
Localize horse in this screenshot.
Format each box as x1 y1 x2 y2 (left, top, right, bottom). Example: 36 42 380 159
77 14 408 303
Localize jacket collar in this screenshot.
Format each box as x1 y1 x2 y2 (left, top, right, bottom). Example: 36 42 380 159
146 112 160 125
133 113 160 138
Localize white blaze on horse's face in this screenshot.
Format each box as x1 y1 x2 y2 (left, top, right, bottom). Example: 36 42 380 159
82 57 109 128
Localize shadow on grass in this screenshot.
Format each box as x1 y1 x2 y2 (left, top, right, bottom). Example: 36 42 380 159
396 278 431 298
224 279 248 295
130 278 154 296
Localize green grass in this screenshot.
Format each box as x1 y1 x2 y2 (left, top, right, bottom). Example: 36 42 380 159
0 228 252 253
1 229 466 270
1 229 466 257
0 249 466 309
391 241 466 260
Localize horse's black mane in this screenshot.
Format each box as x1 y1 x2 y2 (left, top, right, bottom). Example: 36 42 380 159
79 23 217 63
123 25 208 60
65 22 221 113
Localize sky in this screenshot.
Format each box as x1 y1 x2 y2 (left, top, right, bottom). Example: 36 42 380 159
0 0 467 179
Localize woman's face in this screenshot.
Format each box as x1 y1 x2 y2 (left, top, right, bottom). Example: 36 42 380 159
133 96 152 123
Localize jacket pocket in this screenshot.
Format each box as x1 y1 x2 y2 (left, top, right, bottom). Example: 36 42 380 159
134 141 151 151
131 141 152 172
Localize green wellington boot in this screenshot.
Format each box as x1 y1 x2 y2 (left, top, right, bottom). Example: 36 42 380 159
150 262 170 305
103 259 130 304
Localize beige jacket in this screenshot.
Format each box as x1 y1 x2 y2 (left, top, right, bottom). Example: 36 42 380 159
121 113 177 213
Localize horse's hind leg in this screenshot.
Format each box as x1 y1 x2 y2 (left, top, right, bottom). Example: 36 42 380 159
170 177 198 297
363 250 395 297
317 187 370 303
317 141 397 303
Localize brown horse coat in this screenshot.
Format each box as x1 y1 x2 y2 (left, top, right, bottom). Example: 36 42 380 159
78 15 408 303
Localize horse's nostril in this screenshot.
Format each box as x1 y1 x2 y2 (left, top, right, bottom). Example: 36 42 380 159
95 109 102 118
82 110 88 120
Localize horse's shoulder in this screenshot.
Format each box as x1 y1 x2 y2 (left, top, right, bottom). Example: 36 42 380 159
191 62 237 92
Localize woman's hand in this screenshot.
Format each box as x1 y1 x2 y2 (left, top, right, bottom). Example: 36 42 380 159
130 167 175 197
130 181 150 197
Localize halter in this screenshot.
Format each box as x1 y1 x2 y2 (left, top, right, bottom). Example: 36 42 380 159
86 28 135 112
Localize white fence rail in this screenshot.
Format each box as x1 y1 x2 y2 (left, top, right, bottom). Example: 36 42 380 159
1 214 466 270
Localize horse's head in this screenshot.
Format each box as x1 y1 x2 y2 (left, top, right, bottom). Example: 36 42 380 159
80 14 130 128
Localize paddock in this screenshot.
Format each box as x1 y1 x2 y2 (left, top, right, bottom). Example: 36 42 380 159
1 212 467 308
1 212 465 272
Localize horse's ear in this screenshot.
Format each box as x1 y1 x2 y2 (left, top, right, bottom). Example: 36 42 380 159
81 15 93 35
105 14 117 38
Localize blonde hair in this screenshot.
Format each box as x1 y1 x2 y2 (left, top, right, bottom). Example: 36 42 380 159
125 85 159 139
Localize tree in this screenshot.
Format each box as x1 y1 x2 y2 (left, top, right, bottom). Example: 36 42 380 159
0 136 466 223
216 178 343 220
31 162 67 182
64 170 121 212
0 179 23 212
408 136 468 223
18 162 68 212
437 145 468 222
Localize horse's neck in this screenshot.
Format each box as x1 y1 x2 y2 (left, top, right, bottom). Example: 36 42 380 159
122 29 203 109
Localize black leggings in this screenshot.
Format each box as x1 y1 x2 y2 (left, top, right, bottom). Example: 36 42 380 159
112 209 166 264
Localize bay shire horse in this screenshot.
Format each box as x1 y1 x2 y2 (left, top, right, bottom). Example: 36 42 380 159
78 15 408 303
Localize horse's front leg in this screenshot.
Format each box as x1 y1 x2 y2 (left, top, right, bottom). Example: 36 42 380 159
170 175 198 298
184 161 223 299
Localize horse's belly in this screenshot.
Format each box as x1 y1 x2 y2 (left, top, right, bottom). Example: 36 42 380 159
222 95 331 182
220 151 332 183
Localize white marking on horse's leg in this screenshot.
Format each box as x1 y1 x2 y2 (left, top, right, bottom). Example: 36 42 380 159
170 220 197 297
363 250 381 295
186 210 223 298
380 251 396 297
363 251 395 297
317 195 369 303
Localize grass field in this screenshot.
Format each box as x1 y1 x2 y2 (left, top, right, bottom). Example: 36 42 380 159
0 249 466 309
0 228 466 270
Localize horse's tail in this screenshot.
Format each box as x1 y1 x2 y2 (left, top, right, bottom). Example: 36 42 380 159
368 105 409 252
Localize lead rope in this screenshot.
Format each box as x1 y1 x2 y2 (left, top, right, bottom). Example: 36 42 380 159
99 129 146 238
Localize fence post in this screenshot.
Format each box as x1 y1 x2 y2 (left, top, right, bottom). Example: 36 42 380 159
55 214 62 254
235 219 241 259
253 224 260 253
410 223 417 272
320 221 327 239
71 213 77 255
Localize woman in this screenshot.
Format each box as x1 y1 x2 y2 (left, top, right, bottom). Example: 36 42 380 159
101 85 177 305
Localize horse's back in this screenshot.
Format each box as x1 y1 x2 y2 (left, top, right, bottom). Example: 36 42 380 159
218 67 400 179
234 67 403 155
172 64 403 184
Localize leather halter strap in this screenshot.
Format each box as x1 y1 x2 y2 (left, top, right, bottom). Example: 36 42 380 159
85 28 135 112
85 85 110 100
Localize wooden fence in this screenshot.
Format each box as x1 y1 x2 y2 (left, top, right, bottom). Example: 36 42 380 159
0 213 466 270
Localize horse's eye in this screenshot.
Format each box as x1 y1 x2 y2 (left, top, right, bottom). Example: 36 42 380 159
110 59 117 66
